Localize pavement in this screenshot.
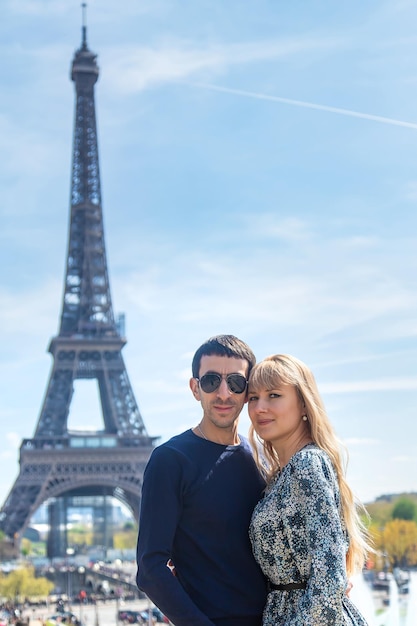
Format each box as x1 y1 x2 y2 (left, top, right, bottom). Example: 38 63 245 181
27 599 164 626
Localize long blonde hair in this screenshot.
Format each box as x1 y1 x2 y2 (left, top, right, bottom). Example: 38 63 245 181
248 354 372 576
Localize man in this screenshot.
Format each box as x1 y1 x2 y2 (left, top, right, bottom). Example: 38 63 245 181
136 335 267 626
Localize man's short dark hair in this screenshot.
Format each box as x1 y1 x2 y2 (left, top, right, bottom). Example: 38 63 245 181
191 334 256 378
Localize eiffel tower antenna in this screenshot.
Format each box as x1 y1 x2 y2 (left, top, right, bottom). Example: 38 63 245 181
81 3 87 48
0 13 157 557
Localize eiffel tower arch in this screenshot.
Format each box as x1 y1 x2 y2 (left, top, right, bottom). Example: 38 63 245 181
0 16 156 557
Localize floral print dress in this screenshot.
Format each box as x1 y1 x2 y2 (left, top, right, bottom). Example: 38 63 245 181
249 444 368 625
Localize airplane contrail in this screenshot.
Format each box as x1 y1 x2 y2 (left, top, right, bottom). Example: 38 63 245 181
189 82 417 130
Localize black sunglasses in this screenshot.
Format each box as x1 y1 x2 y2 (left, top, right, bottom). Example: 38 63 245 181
196 372 248 394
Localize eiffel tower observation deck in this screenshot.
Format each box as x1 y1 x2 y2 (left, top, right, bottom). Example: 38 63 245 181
0 10 156 557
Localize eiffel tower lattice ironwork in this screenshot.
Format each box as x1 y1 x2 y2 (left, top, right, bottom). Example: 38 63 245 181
0 19 156 554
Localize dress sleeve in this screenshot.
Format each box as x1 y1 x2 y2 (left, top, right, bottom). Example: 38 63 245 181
284 452 349 625
136 445 215 626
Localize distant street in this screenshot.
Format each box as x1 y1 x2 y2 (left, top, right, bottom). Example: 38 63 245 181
27 598 167 626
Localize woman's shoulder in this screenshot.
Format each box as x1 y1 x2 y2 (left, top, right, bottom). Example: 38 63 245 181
290 444 336 481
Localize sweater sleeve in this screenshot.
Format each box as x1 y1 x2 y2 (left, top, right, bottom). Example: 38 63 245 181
136 445 215 626
284 453 348 625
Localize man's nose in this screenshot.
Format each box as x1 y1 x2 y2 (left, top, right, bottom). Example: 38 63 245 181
216 378 232 399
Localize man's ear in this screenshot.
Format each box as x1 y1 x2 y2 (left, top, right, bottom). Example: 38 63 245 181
190 377 201 401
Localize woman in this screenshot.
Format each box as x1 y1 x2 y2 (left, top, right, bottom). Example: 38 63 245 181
247 354 371 625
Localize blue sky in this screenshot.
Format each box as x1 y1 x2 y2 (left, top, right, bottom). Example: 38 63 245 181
0 0 416 508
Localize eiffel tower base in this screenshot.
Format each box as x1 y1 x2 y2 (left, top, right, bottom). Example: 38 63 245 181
46 495 115 558
0 436 153 557
47 497 68 558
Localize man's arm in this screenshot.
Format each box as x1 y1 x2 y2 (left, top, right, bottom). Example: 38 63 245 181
136 446 214 626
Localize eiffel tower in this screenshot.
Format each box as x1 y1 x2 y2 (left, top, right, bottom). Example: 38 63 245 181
0 14 156 557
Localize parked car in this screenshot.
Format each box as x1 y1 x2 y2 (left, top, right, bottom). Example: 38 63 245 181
118 606 169 624
45 612 82 626
118 609 142 623
139 607 170 623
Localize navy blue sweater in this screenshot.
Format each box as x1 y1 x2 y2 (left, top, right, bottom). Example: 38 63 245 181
136 429 267 626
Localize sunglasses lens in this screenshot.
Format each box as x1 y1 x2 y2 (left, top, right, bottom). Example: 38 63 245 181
227 374 247 394
199 374 221 393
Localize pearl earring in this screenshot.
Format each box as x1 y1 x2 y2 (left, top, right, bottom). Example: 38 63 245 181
302 415 308 422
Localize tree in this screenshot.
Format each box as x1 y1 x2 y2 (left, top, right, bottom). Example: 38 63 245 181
365 493 417 527
377 519 417 569
67 525 94 547
20 538 32 557
113 523 138 550
392 498 417 522
0 566 54 603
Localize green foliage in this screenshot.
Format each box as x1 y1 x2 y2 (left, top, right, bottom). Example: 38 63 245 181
392 497 417 521
30 542 47 557
365 501 393 527
19 538 46 558
0 566 54 601
365 493 417 571
365 492 417 527
113 523 138 550
67 525 94 546
375 519 417 569
20 538 32 557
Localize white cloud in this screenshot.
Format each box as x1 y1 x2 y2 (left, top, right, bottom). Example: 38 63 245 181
6 432 21 448
102 36 342 94
322 377 417 393
0 432 21 460
344 438 380 446
391 455 416 463
404 181 417 201
7 0 70 16
7 0 160 18
337 235 379 249
243 215 313 242
0 115 57 180
0 281 60 337
112 229 416 350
